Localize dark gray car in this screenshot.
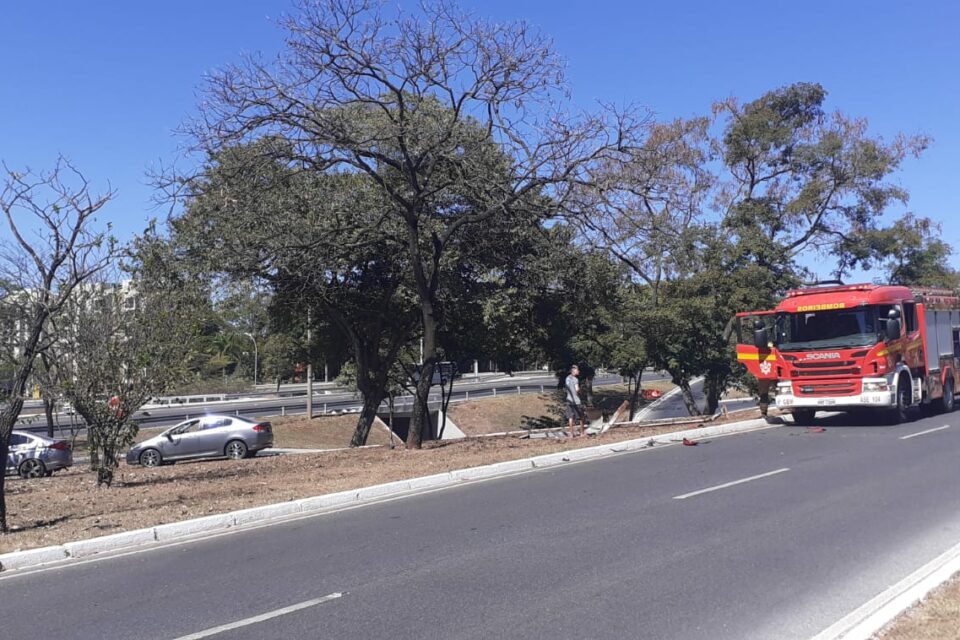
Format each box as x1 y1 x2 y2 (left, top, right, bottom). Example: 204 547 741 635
125 414 273 467
5 431 73 478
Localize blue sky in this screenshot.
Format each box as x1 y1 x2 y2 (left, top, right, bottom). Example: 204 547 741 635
3 1 958 275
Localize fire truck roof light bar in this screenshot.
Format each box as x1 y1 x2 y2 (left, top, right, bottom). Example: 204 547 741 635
785 283 877 297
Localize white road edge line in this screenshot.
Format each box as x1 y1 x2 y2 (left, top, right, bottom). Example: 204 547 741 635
171 592 344 640
811 539 960 640
673 468 790 500
899 425 951 440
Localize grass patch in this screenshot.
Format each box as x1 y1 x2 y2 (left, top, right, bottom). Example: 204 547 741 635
875 572 960 639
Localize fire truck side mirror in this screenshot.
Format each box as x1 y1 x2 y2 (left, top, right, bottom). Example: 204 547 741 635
885 318 901 342
885 308 901 342
753 321 769 349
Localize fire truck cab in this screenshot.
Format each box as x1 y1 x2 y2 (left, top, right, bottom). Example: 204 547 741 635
736 283 960 425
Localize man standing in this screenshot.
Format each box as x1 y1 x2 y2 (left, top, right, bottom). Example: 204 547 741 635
565 364 586 438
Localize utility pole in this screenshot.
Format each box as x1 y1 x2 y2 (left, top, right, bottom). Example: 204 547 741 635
306 308 313 419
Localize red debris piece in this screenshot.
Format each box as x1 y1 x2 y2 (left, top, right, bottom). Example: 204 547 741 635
807 427 826 433
682 437 698 446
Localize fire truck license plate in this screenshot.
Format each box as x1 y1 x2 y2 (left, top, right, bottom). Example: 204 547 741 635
817 399 836 406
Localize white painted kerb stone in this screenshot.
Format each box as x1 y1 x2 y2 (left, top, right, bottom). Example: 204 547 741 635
153 513 235 542
65 528 156 559
0 545 68 571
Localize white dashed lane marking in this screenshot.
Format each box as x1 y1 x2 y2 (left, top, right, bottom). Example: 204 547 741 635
170 592 345 640
900 425 951 440
673 468 791 500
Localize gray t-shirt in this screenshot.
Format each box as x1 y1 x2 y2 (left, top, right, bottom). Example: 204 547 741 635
565 374 581 405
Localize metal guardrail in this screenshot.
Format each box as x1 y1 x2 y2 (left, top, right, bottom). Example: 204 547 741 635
14 377 634 437
15 381 572 436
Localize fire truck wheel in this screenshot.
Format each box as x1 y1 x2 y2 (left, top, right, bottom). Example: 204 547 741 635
791 409 816 426
942 379 955 413
888 377 912 424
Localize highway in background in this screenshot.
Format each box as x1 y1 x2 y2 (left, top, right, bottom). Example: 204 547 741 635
17 370 666 435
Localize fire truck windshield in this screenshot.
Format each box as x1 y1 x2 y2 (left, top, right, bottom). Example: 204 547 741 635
775 307 879 351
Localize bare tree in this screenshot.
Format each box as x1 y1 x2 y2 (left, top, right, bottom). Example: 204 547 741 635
0 158 114 531
44 232 200 486
572 118 714 303
186 0 648 447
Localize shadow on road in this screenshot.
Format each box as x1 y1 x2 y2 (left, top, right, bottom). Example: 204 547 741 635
782 409 937 430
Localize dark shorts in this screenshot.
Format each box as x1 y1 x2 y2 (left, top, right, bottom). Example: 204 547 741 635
565 402 584 421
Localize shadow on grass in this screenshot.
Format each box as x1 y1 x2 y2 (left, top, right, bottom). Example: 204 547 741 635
521 415 562 431
14 515 72 532
117 463 250 488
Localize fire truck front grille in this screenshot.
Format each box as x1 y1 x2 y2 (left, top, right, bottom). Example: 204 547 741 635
793 381 860 397
792 361 860 378
794 367 861 377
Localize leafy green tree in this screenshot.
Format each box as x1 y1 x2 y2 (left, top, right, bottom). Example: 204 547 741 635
716 82 928 280
606 294 649 421
260 332 305 391
581 83 930 415
173 143 419 447
841 214 960 289
207 331 245 380
186 0 647 448
215 280 272 382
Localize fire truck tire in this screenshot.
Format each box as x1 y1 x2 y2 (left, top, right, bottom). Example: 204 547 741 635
941 379 955 413
888 376 912 424
791 409 816 426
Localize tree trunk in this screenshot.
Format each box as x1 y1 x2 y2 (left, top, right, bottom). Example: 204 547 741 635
678 379 703 416
350 388 386 447
44 396 55 438
629 370 643 421
387 394 396 449
409 355 436 448
408 300 439 449
0 400 23 531
0 319 45 532
437 374 454 440
703 374 723 416
97 444 117 487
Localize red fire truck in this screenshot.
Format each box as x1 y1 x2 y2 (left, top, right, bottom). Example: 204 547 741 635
736 283 960 425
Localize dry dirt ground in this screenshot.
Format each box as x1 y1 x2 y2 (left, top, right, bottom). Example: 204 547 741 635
0 386 728 555
874 572 960 639
448 380 677 435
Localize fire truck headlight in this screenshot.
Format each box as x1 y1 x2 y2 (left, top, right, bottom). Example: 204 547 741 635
777 381 793 396
863 381 889 392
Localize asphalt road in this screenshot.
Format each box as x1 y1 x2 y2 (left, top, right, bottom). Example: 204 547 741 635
3 407 960 639
18 371 631 435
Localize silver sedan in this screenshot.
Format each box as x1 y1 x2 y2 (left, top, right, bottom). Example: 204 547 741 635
5 431 73 478
125 414 273 467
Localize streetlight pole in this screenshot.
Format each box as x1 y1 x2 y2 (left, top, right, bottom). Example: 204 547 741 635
306 308 313 419
244 332 258 387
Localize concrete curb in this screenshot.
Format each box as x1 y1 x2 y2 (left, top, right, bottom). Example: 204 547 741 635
0 417 773 574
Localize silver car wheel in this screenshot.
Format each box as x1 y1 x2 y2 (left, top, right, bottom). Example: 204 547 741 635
139 449 162 467
225 440 248 460
19 458 46 479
